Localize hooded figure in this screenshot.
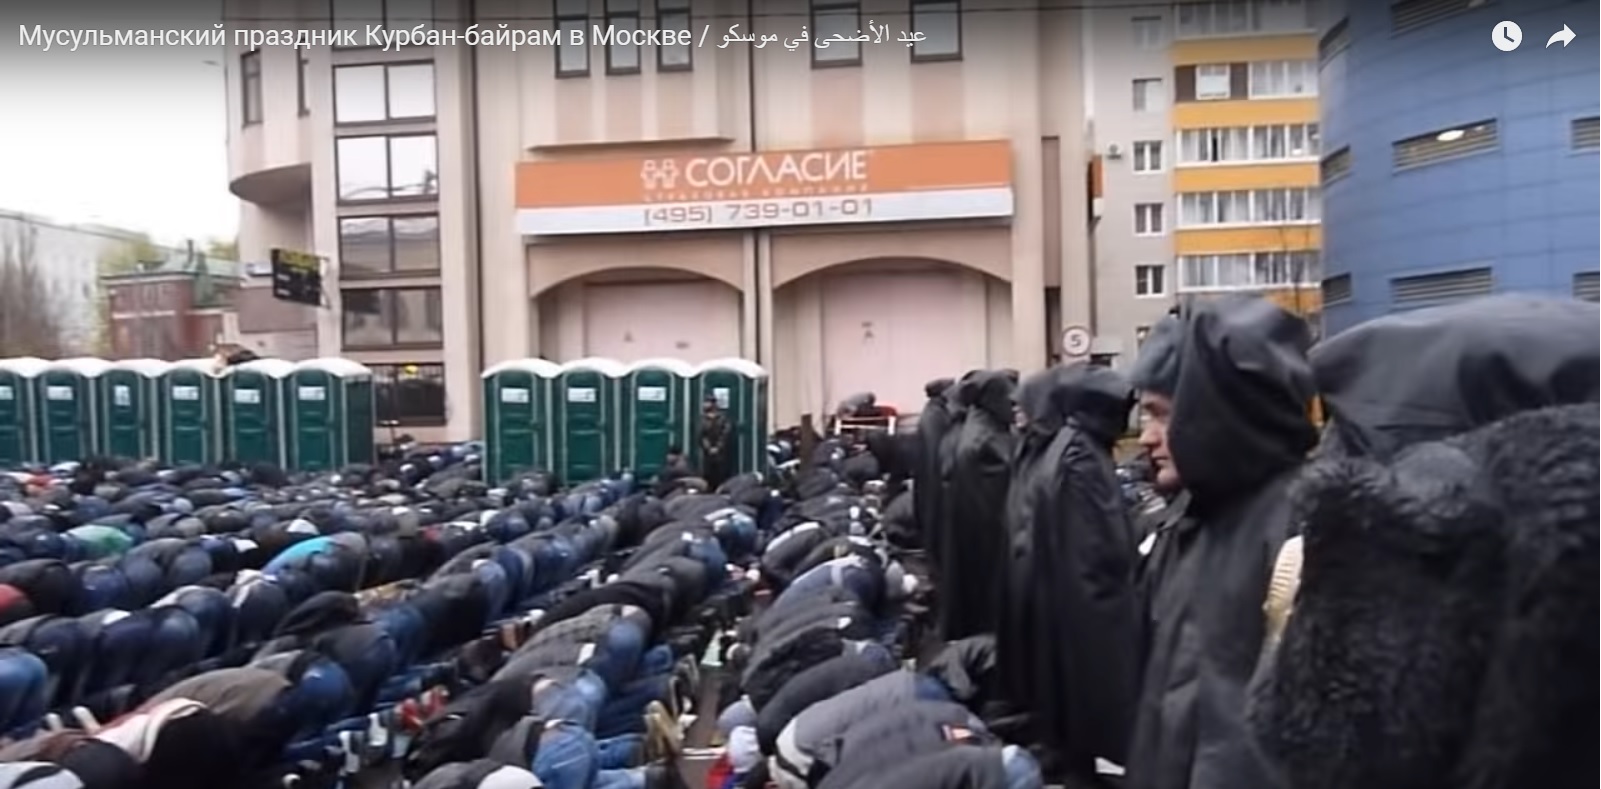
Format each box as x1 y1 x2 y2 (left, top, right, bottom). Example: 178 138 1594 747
1126 295 1317 789
699 396 734 490
998 363 1138 783
1247 295 1600 789
937 369 1017 641
912 377 957 553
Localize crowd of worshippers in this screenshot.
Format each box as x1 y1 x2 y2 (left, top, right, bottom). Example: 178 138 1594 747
883 293 1596 789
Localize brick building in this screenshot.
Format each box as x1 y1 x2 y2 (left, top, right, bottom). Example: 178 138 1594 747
102 248 239 360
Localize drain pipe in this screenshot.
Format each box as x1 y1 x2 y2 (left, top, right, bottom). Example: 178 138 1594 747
468 0 487 379
746 0 765 367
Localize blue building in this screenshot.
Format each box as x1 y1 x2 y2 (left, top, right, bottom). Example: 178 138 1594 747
1317 0 1599 333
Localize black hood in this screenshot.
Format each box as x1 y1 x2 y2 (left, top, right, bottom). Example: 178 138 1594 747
964 369 1016 423
1168 295 1318 506
1015 363 1133 444
1312 295 1599 461
1130 313 1185 396
924 377 955 400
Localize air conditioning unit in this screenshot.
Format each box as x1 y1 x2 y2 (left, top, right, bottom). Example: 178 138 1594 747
1106 144 1124 159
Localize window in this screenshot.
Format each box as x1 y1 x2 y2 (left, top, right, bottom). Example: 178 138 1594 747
336 134 439 202
812 0 862 67
605 0 642 74
656 0 692 71
1319 17 1350 64
339 215 441 276
1391 0 1476 35
1195 64 1232 99
1320 146 1352 184
1135 264 1167 297
1392 120 1498 171
1132 141 1164 173
1178 250 1319 291
1132 15 1165 48
1176 0 1310 38
556 0 591 77
910 0 962 60
332 0 436 47
1178 187 1320 226
373 363 447 426
1572 117 1599 151
1321 273 1353 305
1248 59 1317 98
297 53 310 115
1574 272 1599 302
1177 123 1319 164
240 50 262 125
1134 203 1165 236
333 63 436 124
341 287 444 348
1390 267 1493 307
1132 78 1166 112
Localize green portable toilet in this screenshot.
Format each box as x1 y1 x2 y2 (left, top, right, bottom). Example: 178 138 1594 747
222 358 293 467
287 358 376 472
159 358 222 465
98 359 168 460
34 358 103 464
621 358 694 480
691 358 770 475
555 358 627 485
0 357 49 466
482 358 563 486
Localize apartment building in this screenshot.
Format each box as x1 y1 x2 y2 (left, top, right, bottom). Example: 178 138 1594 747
1085 0 1324 353
225 0 1119 439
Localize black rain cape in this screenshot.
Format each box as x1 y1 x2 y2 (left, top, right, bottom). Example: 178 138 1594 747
998 362 1138 779
1126 294 1318 789
937 370 1015 641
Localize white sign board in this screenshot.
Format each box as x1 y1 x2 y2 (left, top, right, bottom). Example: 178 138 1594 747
297 386 326 402
712 387 731 409
1061 326 1093 358
172 386 201 401
233 389 262 405
0 386 12 401
637 386 668 402
499 387 531 404
567 387 597 403
46 386 73 401
112 385 132 407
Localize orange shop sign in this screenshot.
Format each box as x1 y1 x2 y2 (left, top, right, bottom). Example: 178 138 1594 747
515 140 1014 235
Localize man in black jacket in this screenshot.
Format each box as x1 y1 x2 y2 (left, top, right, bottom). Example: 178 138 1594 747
1125 295 1317 789
999 363 1138 786
1247 295 1600 789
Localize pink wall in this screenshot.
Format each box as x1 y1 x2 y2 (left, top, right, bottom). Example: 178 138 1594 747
580 281 742 363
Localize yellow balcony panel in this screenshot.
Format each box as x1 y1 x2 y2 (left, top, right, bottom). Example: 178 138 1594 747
1171 34 1318 66
1174 225 1322 255
1185 286 1322 315
1174 98 1320 128
1173 162 1319 191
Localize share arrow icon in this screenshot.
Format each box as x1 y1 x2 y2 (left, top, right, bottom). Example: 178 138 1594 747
1546 24 1576 48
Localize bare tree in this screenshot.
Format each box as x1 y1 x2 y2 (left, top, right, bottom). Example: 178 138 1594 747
0 225 69 358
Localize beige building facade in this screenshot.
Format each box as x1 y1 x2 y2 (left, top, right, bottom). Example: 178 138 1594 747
224 0 1174 441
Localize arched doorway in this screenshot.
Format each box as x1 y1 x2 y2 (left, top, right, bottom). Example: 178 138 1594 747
773 257 1011 422
534 267 744 363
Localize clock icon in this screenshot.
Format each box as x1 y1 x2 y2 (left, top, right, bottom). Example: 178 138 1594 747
1492 20 1522 52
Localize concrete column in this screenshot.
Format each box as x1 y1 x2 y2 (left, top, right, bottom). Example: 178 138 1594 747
1006 7 1048 374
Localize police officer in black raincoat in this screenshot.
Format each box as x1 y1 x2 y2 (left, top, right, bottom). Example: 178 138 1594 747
913 378 957 554
1125 295 1318 789
938 369 1017 641
998 362 1139 786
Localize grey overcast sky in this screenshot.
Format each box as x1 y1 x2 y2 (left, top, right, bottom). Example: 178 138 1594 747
0 1 239 246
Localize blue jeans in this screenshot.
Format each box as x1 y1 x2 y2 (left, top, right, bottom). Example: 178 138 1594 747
583 619 649 690
596 673 671 738
532 721 649 789
0 648 47 735
999 744 1045 789
532 670 610 731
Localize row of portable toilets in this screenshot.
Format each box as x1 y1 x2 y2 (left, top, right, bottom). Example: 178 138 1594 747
481 357 769 486
0 357 375 474
0 355 770 485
